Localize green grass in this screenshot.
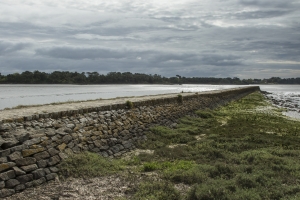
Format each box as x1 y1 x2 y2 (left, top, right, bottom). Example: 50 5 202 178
58 92 300 199
59 151 124 178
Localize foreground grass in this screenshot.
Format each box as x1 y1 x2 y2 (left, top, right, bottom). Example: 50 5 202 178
59 92 300 199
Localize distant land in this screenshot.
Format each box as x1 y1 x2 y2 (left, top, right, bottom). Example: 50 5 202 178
0 71 299 85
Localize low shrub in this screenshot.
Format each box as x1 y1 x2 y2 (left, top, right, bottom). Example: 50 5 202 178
125 100 134 109
177 94 183 104
195 110 214 118
59 151 124 178
133 181 181 200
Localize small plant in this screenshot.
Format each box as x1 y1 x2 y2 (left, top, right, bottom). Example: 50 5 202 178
177 94 183 104
126 100 134 109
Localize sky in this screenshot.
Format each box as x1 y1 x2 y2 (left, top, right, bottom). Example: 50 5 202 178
0 0 300 79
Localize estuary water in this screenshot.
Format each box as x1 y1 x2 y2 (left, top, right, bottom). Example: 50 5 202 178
259 85 300 119
0 84 299 119
0 84 246 110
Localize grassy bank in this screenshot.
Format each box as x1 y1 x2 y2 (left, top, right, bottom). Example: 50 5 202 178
59 92 300 199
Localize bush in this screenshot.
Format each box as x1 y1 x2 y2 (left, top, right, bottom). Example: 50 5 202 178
133 181 181 200
187 180 234 200
195 110 214 118
177 94 183 104
126 100 134 109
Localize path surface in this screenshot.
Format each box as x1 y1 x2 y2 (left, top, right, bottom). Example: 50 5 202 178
0 87 248 121
0 93 189 121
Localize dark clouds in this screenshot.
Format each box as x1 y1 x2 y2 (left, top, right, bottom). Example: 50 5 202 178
0 0 299 78
0 41 29 56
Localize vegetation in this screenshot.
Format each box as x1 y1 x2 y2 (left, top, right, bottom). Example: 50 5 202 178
0 70 299 84
58 92 300 199
59 151 124 178
177 94 183 104
126 100 134 109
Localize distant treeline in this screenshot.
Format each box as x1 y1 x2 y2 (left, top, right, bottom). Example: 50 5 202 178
0 71 299 84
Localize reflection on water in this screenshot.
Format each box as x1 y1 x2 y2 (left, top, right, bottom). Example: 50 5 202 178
0 84 245 110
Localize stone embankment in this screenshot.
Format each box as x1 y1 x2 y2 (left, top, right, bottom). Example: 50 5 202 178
0 86 259 198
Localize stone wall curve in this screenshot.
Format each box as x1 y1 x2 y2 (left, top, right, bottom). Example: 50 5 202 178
0 86 259 197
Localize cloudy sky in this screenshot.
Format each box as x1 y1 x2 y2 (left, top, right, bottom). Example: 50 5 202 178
0 0 300 78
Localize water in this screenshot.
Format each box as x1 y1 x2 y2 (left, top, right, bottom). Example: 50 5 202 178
1 84 299 119
0 84 246 110
258 85 300 119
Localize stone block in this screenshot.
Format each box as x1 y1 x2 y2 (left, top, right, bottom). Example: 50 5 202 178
122 141 132 149
0 189 15 198
8 151 22 161
25 181 33 188
32 177 46 187
0 157 7 164
44 168 51 174
93 140 102 147
37 160 47 168
12 166 26 176
0 162 16 172
46 173 57 181
15 184 25 191
32 169 46 180
57 143 67 151
64 148 73 155
5 179 20 188
0 181 4 189
0 170 15 181
21 164 38 172
33 151 50 161
72 146 80 153
10 144 26 153
48 148 59 156
47 155 60 166
67 142 74 148
110 145 120 154
22 148 45 157
58 152 68 160
15 157 36 166
17 174 33 183
49 167 59 173
23 138 41 146
1 138 18 149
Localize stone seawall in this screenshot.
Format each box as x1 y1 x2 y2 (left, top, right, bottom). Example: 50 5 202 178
0 86 259 197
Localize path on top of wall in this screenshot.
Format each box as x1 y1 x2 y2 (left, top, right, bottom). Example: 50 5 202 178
0 86 254 122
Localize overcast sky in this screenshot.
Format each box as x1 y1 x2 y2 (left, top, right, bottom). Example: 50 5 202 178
0 0 300 79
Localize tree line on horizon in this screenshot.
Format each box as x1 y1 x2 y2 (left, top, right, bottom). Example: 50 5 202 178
0 71 299 85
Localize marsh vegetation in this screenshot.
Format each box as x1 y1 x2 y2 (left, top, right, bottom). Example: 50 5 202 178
57 92 300 200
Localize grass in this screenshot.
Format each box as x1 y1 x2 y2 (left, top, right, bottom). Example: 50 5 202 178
58 92 300 199
59 151 125 178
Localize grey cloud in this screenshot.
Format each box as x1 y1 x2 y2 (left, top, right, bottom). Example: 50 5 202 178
239 0 298 8
0 1 299 78
233 10 291 20
0 41 29 55
36 47 130 60
199 55 243 66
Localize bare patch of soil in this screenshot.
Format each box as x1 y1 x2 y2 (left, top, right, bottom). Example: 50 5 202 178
5 174 141 200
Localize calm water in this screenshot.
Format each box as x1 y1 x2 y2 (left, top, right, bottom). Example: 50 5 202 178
0 84 299 119
0 84 246 110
